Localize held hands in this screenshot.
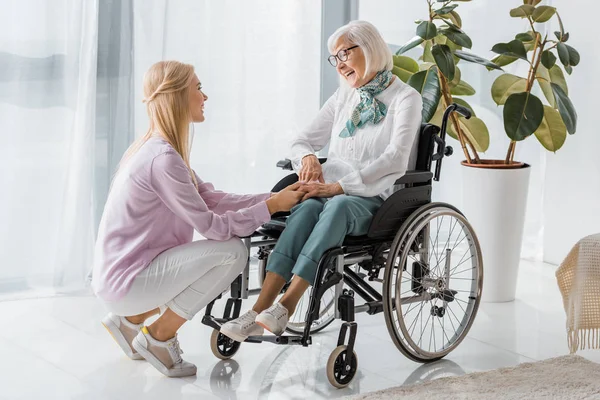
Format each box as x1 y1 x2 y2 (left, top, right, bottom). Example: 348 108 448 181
265 179 345 214
298 182 344 201
266 182 306 214
298 154 324 183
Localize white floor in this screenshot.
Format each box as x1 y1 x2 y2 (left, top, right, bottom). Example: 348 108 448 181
1 260 598 400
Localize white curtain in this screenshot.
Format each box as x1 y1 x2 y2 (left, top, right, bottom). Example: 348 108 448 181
0 0 99 296
359 0 547 261
542 0 597 265
0 0 322 298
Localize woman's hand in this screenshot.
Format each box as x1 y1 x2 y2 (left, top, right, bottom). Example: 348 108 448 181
298 155 324 183
266 182 306 214
300 182 344 201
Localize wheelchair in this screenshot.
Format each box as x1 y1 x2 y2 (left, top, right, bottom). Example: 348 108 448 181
202 103 484 388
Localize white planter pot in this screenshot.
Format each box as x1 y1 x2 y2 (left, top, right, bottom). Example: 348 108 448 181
461 163 531 303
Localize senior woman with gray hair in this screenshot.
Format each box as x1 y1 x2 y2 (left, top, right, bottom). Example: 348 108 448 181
221 20 423 341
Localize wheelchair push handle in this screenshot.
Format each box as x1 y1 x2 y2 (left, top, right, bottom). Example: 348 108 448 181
434 103 471 181
452 103 472 119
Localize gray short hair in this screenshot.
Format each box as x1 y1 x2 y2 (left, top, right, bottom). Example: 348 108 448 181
327 20 393 78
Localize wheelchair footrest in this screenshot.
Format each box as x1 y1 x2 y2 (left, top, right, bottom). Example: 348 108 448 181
201 314 224 331
246 334 311 346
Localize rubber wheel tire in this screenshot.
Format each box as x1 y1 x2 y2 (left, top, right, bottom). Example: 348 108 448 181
326 345 358 388
210 329 241 360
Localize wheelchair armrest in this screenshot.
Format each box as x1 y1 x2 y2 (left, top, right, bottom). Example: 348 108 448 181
394 170 433 185
276 157 328 171
276 159 293 170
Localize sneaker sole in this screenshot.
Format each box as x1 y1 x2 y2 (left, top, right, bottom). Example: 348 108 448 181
255 316 285 336
218 326 248 343
101 316 143 360
219 325 265 343
132 336 197 378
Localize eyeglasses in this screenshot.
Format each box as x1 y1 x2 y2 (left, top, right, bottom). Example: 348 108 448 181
327 45 359 67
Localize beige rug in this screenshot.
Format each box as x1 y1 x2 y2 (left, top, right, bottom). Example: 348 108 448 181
347 355 600 400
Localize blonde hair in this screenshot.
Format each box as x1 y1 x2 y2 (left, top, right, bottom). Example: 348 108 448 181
119 60 198 187
327 20 393 78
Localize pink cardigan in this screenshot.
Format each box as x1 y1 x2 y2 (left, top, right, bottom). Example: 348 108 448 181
92 137 271 301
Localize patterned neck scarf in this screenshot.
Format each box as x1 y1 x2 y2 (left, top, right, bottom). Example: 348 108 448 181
339 69 393 138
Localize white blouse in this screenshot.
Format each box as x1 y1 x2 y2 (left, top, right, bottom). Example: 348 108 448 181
290 77 423 199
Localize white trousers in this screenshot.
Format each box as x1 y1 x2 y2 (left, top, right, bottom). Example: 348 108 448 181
102 238 248 320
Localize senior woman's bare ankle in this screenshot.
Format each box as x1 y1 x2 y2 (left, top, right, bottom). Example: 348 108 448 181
253 272 287 313
278 275 311 316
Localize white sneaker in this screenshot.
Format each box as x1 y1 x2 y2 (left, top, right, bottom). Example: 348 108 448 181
256 303 289 336
220 310 264 342
132 327 197 377
101 313 144 360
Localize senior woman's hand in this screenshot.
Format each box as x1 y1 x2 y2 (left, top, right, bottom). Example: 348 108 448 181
298 155 324 183
300 182 344 201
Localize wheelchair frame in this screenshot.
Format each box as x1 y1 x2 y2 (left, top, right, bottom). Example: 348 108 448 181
201 103 483 388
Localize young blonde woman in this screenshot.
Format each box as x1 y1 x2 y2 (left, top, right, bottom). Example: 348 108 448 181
92 60 304 377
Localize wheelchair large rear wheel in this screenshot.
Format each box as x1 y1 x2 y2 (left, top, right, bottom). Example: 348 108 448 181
383 203 483 362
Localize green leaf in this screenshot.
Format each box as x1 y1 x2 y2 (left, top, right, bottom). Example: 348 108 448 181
536 66 556 108
565 65 573 75
566 45 580 66
557 43 570 67
435 4 458 14
432 44 455 81
541 50 556 69
554 31 569 42
451 80 476 96
516 33 534 42
534 105 567 152
419 62 435 71
524 0 542 5
488 54 518 70
423 41 435 63
407 68 442 123
449 66 462 88
447 11 463 28
503 92 545 141
396 36 424 55
510 5 535 18
537 64 568 107
549 65 568 94
459 116 490 152
551 83 577 134
417 21 437 40
532 6 556 22
392 55 419 83
440 27 472 49
491 74 528 106
455 50 503 70
492 40 528 61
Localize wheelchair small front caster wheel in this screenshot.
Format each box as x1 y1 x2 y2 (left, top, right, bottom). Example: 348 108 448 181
326 345 358 388
210 329 241 360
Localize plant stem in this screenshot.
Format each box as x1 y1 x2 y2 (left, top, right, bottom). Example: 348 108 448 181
505 18 545 164
428 0 434 22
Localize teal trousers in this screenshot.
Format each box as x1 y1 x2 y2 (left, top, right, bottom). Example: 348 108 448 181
265 195 383 285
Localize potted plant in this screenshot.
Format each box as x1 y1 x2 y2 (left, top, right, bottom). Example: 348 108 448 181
392 0 502 163
462 0 579 302
394 0 579 302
